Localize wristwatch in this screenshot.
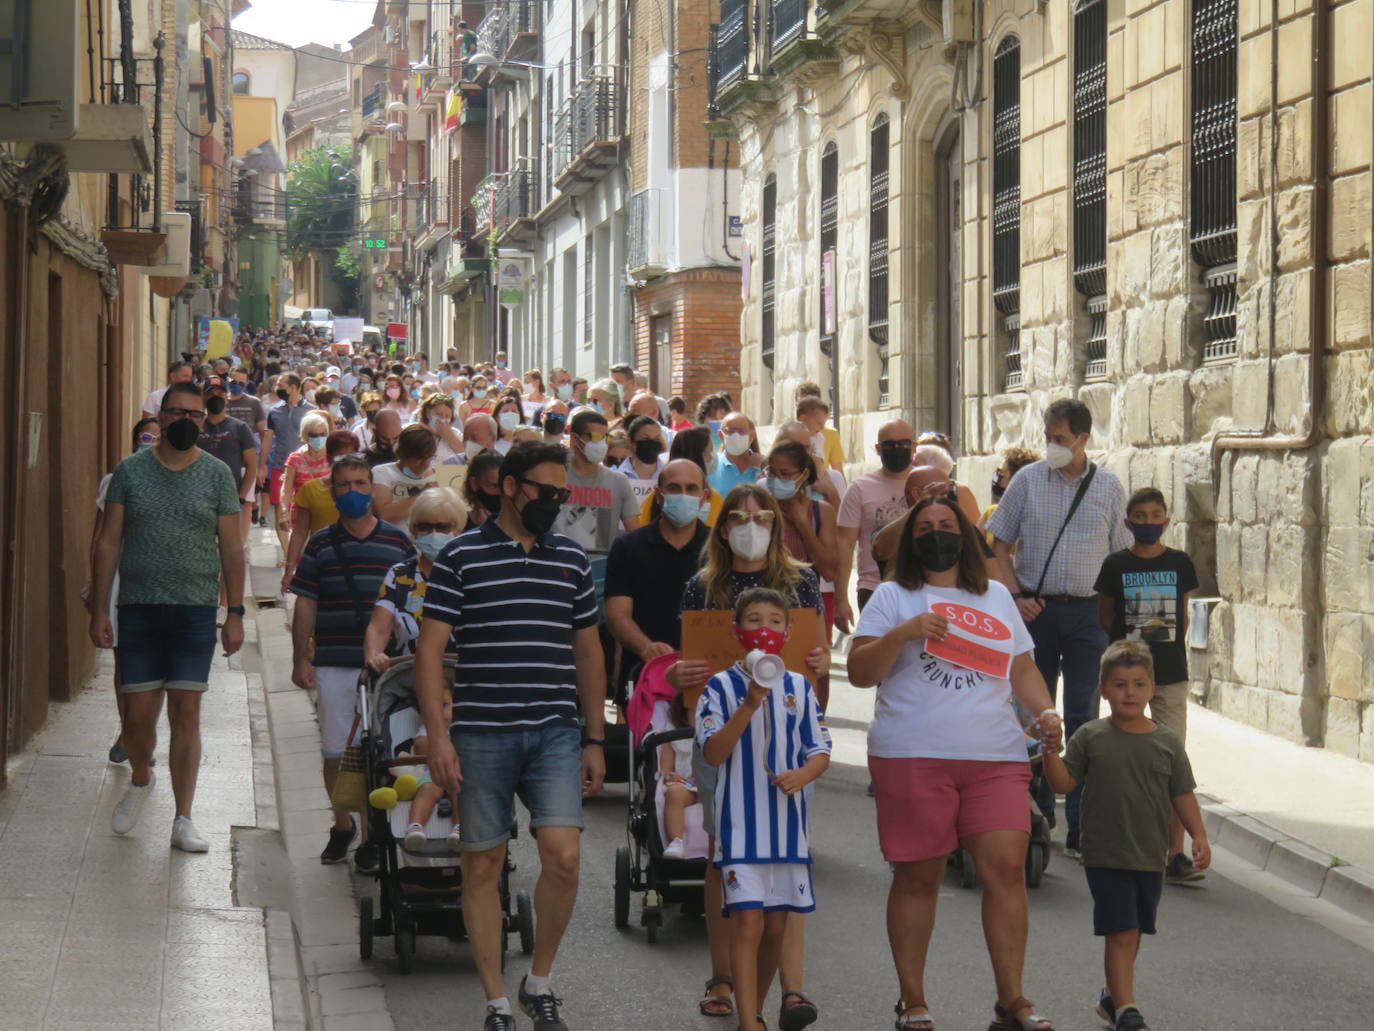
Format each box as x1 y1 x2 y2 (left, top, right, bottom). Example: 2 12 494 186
226 605 246 617
581 736 605 748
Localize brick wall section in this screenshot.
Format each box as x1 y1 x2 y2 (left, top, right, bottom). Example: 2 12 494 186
633 269 742 409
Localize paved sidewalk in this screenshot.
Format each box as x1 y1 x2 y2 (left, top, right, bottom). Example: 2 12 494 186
0 640 300 1030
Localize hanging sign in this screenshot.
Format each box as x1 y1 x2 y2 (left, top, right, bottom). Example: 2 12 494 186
497 258 527 308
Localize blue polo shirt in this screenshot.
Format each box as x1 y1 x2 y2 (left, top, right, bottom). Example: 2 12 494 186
708 452 762 496
421 520 598 733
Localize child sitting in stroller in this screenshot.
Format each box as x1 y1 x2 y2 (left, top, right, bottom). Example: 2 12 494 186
399 695 462 853
659 692 698 860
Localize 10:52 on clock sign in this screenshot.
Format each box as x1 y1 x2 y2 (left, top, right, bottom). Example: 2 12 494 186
924 601 1015 679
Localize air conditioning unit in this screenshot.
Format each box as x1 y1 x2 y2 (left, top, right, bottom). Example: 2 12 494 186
0 0 79 140
143 211 193 277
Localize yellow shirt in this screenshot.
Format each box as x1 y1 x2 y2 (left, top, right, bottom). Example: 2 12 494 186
638 485 723 527
820 425 844 470
293 476 340 532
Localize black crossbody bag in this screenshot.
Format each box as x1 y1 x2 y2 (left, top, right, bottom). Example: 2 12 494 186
1026 463 1097 599
329 524 372 632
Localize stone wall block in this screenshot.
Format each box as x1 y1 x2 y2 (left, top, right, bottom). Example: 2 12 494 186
1266 522 1313 609
1215 523 1239 598
1332 0 1373 90
1274 268 1314 355
1331 259 1372 352
1149 223 1188 298
1276 187 1315 273
1238 35 1272 120
1150 75 1184 157
1149 371 1190 444
1236 196 1269 288
1325 349 1374 436
1329 173 1371 262
1361 439 1374 526
1236 115 1267 201
1324 697 1364 758
1081 382 1117 451
1240 524 1270 601
1276 99 1314 187
1237 279 1271 359
1277 17 1314 105
1254 606 1309 695
1323 526 1374 614
1230 602 1259 685
1207 601 1235 683
1175 444 1216 523
1232 359 1271 428
1323 438 1364 526
1325 612 1366 702
1162 292 1194 367
1231 452 1261 524
1123 376 1152 446
1331 83 1372 176
1266 690 1307 744
1190 364 1235 437
1273 353 1313 435
1117 231 1154 307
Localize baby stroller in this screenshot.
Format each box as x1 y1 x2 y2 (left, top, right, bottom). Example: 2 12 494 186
949 739 1053 889
613 652 709 942
356 658 534 972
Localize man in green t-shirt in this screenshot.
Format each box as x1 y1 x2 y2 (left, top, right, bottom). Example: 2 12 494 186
89 381 246 853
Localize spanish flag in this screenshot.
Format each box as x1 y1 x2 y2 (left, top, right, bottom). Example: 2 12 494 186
444 87 461 133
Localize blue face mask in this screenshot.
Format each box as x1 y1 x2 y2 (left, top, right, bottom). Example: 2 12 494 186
335 489 371 519
590 400 606 417
415 531 456 560
661 492 702 528
707 420 722 436
767 476 799 501
228 382 245 396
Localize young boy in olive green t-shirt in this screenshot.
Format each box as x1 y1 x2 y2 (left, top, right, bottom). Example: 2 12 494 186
1043 641 1211 1031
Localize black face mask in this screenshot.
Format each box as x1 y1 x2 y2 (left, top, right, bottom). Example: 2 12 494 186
634 438 664 464
543 415 567 436
371 441 396 461
991 478 1006 501
913 530 963 572
164 417 200 452
519 494 562 537
879 444 912 473
205 395 227 416
478 490 503 516
276 388 290 402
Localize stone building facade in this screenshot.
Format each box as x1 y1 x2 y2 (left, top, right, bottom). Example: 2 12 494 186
712 0 1374 760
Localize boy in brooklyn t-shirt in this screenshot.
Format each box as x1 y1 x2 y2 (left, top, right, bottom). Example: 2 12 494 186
1093 486 1199 882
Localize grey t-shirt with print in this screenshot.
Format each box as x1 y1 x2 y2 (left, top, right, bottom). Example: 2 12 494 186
553 464 638 557
105 448 242 606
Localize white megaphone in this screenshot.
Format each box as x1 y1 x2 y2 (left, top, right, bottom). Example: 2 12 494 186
744 649 786 691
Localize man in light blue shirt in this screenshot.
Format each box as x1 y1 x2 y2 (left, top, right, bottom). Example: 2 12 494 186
708 411 763 496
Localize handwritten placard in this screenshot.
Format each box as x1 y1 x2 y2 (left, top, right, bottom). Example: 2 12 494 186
924 601 1015 679
680 607 820 708
435 465 468 495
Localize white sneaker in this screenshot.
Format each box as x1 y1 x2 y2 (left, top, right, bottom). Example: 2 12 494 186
170 815 210 853
447 825 462 853
112 772 155 835
662 836 685 859
404 825 426 852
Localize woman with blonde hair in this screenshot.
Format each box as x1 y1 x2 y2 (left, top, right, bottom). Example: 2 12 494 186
668 481 829 1028
279 410 333 527
586 377 626 430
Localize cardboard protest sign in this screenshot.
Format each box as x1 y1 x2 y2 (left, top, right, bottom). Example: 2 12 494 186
680 607 820 708
435 465 468 495
924 600 1016 679
626 478 656 506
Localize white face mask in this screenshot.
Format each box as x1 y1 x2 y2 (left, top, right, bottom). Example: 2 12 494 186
727 522 771 562
581 439 609 464
498 410 521 431
465 440 484 461
1045 440 1076 469
723 431 752 457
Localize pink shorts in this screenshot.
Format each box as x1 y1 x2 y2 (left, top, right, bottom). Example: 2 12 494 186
868 756 1031 863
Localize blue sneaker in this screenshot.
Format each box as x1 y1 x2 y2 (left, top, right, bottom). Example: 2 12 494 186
1096 989 1116 1026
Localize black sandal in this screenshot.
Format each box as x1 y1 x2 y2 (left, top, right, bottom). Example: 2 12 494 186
895 998 936 1030
778 991 818 1031
699 976 734 1018
989 996 1054 1031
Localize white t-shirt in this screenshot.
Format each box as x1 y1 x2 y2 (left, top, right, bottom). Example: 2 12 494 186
372 462 436 537
854 579 1034 761
142 386 167 415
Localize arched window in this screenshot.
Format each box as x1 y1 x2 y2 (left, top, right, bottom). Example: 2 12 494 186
818 141 839 413
1072 0 1107 379
232 71 250 95
992 35 1023 390
868 114 890 405
761 175 777 369
1190 0 1238 361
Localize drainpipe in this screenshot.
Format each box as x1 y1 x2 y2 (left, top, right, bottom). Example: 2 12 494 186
1209 0 1328 470
2 202 31 761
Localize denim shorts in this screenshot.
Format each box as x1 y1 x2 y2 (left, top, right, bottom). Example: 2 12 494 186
1084 866 1164 936
451 722 584 852
117 604 218 694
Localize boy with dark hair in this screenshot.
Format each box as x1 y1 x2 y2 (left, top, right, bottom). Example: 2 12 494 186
1093 486 1201 881
1042 641 1210 1031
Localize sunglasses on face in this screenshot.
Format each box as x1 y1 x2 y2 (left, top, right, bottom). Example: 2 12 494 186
139 432 159 443
579 430 608 444
517 477 572 506
163 407 206 421
414 521 457 535
724 509 776 528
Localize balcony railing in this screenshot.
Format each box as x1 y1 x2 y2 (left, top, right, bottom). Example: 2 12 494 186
627 189 667 275
361 85 384 120
554 75 623 181
473 172 503 235
474 0 539 64
772 0 806 50
712 2 749 97
497 161 537 224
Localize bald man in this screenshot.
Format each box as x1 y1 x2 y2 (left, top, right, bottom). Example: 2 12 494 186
365 409 402 468
871 465 956 570
834 419 915 631
456 412 498 462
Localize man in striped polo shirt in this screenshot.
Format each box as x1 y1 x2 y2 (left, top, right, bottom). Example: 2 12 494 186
415 441 606 1031
290 455 414 869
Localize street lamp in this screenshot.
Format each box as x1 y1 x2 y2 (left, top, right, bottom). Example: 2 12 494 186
386 100 408 113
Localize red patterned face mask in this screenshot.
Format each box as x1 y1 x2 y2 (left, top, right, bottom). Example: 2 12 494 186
735 625 786 655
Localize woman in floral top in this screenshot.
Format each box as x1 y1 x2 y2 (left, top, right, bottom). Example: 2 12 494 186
279 411 333 526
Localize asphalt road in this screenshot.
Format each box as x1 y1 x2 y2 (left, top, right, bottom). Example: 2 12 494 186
351 755 1374 1031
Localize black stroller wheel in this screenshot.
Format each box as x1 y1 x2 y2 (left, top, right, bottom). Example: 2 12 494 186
614 846 632 929
517 891 535 955
1025 842 1045 888
358 897 373 960
395 918 415 974
959 848 977 890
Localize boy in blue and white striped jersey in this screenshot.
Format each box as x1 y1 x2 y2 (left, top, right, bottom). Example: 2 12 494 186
698 587 831 1031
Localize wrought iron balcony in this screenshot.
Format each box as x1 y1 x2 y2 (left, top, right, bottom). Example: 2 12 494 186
553 75 623 195
473 172 504 235
711 2 749 98
361 85 384 120
474 0 539 69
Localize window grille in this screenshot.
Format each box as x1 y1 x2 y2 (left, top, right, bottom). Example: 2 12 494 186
761 175 777 369
992 35 1023 391
819 142 838 413
1190 0 1238 362
869 114 890 405
1072 0 1107 380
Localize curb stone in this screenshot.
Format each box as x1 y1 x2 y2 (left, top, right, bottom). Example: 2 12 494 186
1198 793 1374 925
255 602 396 1031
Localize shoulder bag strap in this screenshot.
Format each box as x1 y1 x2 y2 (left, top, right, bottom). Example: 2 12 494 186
329 524 371 628
1032 463 1097 598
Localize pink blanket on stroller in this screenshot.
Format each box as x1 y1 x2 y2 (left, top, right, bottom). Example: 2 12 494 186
625 651 680 746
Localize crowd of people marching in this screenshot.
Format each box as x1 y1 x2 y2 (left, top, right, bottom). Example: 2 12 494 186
83 324 1211 1031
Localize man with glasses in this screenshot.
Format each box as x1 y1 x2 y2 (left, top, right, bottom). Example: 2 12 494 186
414 442 607 1031
834 419 918 633
198 376 258 543
88 382 245 851
553 407 642 604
